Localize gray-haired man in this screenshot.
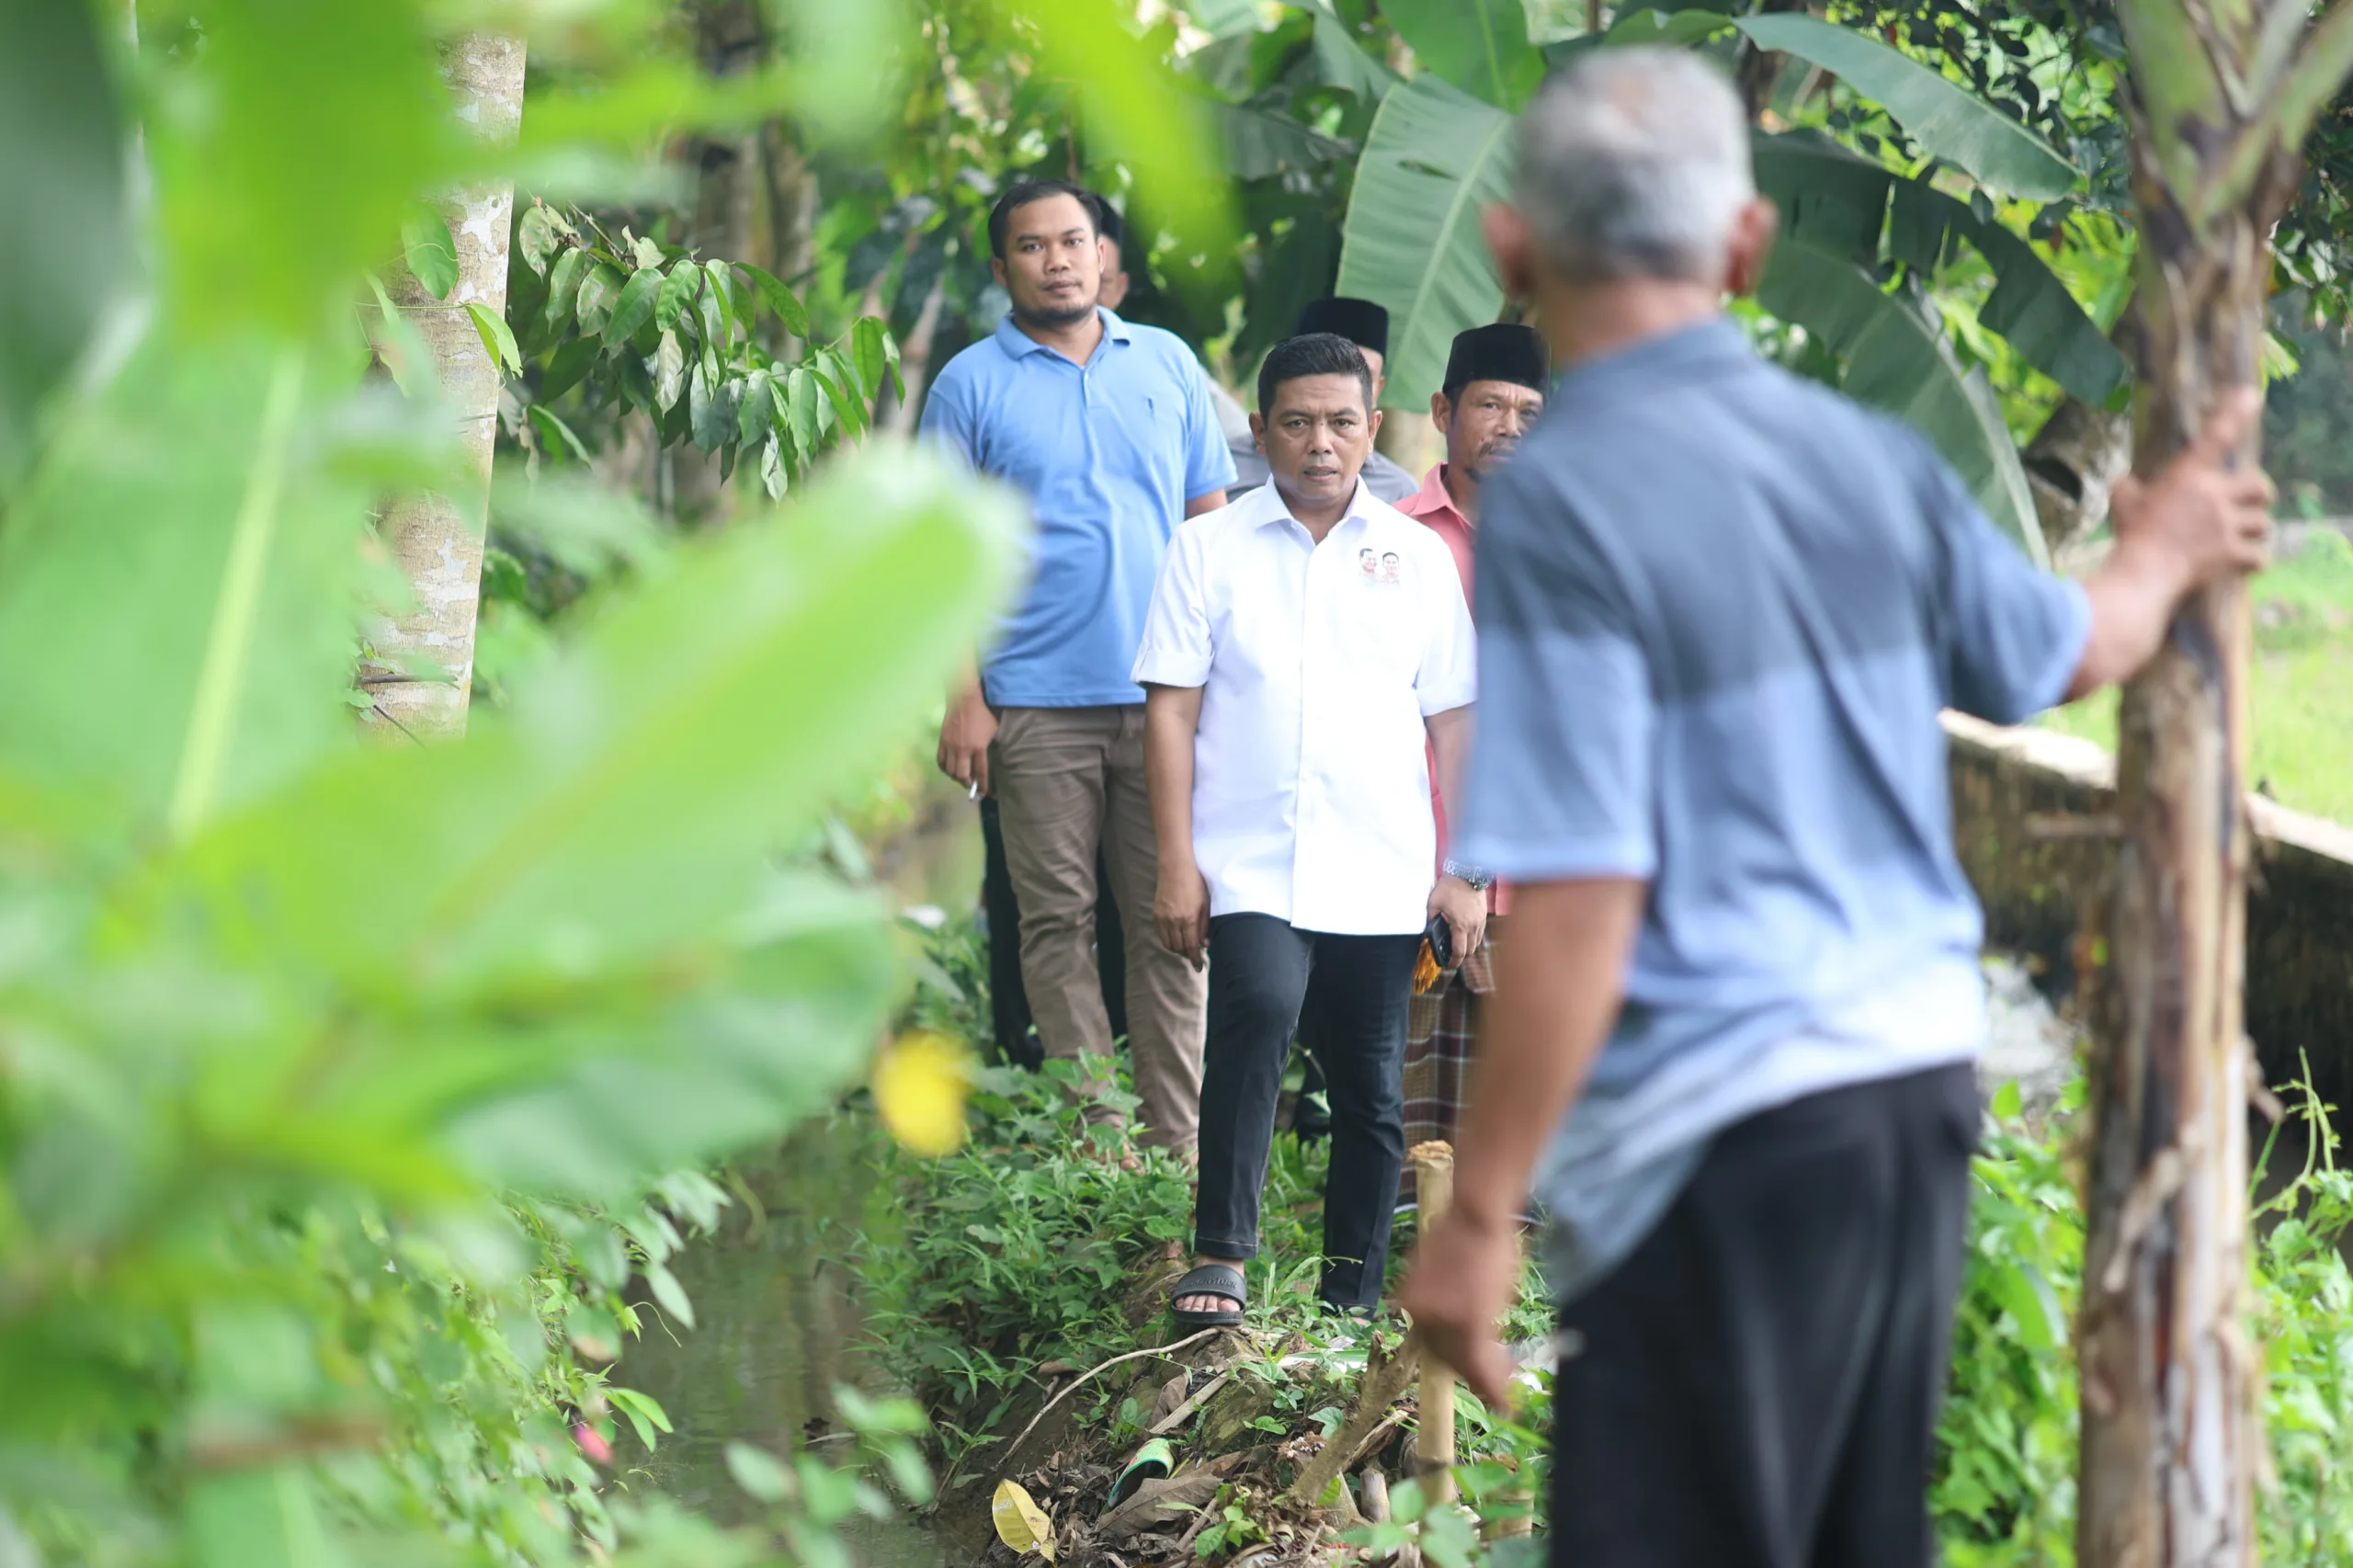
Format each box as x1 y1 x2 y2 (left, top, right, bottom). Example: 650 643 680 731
1400 49 2273 1567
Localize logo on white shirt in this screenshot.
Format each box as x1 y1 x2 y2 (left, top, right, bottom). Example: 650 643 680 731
1357 547 1404 587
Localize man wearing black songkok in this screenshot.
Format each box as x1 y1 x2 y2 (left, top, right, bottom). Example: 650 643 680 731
1394 322 1549 1183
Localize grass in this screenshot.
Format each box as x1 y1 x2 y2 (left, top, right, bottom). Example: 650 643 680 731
2040 530 2353 821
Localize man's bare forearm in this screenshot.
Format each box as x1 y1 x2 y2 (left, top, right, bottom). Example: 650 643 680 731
1449 878 1646 1233
1427 704 1472 819
2065 535 2195 700
1142 684 1204 868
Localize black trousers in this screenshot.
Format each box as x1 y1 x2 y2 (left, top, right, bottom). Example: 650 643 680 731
1549 1063 1979 1568
978 797 1125 1070
1193 914 1419 1307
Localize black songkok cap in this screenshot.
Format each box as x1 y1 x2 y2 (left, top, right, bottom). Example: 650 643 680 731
1294 297 1389 357
1443 323 1549 397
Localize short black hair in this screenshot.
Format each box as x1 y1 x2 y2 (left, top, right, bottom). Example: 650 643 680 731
1093 198 1126 252
1257 333 1374 419
988 177 1098 261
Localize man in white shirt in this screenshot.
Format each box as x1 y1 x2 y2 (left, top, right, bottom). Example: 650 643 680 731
1133 333 1484 1324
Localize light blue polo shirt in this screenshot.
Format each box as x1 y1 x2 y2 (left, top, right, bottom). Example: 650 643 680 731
1457 320 2091 1301
921 308 1237 709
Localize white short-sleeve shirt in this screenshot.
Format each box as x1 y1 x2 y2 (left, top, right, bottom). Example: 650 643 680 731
1132 478 1477 936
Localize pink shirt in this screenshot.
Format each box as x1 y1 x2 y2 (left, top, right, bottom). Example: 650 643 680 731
1396 464 1508 915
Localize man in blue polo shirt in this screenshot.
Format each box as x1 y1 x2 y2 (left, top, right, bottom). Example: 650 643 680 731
922 178 1236 1153
1400 50 2275 1566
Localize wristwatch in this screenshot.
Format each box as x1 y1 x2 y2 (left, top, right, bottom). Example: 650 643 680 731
1442 857 1495 892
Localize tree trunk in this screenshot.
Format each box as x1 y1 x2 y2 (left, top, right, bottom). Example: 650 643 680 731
884 270 949 435
668 0 767 527
2077 2 2349 1558
368 34 526 743
2077 210 2266 1568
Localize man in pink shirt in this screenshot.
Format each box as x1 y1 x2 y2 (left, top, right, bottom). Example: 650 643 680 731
1394 323 1550 1166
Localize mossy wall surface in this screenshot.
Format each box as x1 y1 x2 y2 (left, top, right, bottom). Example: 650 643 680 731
1947 715 2353 1109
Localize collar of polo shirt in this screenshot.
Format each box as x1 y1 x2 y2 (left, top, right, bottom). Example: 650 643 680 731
993 305 1132 358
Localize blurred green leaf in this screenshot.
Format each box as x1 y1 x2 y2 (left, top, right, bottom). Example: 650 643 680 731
576 263 625 337
654 329 688 413
726 1441 794 1504
545 247 590 331
0 339 373 835
529 404 592 462
704 259 741 345
744 264 813 339
540 335 602 403
157 447 1022 1000
1381 0 1545 108
739 369 778 446
1214 101 1356 181
760 432 788 500
607 267 665 347
1008 0 1234 284
466 301 523 378
688 361 731 451
786 367 822 458
150 0 448 333
0 0 125 489
517 203 561 278
655 261 700 333
402 209 460 300
1604 7 1737 46
851 322 891 402
187 1469 333 1568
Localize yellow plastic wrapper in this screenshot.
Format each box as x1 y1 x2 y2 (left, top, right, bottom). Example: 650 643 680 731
992 1478 1057 1561
1412 937 1443 995
872 1030 972 1157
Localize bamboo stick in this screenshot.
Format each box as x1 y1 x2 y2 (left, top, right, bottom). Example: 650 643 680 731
1409 1142 1457 1505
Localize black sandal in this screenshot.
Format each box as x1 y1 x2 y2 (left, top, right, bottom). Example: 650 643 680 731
1169 1263 1247 1330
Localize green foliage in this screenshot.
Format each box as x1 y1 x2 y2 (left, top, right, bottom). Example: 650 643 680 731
1 4 1045 1563
1753 133 2126 406
503 203 890 501
1932 1079 2083 1563
145 0 454 336
1737 14 2078 199
1380 0 1547 109
0 2 123 487
1756 233 2046 562
1322 5 2102 550
857 1060 1198 1441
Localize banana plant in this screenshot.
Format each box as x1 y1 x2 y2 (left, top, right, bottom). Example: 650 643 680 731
1329 6 2129 557
2081 1 2353 1562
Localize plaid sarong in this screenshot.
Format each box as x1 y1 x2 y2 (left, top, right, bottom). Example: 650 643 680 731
1399 915 1501 1206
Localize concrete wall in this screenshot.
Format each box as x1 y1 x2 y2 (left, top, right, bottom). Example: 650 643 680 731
1946 713 2353 1108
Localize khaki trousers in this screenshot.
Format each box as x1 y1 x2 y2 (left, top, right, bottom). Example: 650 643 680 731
990 704 1207 1152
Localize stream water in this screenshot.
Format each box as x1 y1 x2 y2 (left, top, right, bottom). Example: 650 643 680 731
616 1124 950 1563
618 785 983 1561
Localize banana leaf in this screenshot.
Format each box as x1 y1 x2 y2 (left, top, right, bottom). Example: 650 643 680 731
1333 74 1515 405
1759 235 2048 563
1734 14 2078 200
